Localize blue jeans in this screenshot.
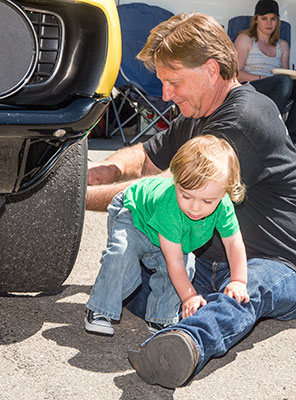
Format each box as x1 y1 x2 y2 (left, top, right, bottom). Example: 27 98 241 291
127 257 296 377
250 75 293 114
86 191 195 324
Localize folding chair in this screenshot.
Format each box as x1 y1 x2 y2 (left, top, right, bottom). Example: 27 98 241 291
107 2 175 145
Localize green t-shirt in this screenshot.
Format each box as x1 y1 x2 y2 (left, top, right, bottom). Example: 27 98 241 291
124 177 239 254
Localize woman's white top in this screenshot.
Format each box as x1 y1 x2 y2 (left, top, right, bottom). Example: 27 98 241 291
244 40 282 76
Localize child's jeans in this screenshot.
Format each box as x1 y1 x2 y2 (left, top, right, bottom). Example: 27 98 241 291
86 191 196 325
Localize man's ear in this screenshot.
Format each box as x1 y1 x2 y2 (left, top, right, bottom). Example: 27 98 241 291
205 58 220 85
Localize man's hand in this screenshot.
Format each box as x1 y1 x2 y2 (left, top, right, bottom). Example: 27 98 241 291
87 142 153 186
182 294 207 319
223 281 249 304
87 162 122 185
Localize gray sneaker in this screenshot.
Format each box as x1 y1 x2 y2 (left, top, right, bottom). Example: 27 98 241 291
84 310 114 336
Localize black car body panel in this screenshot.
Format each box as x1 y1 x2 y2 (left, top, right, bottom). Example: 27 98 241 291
0 0 121 195
0 0 121 292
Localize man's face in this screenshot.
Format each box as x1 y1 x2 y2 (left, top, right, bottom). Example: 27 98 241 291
156 61 215 119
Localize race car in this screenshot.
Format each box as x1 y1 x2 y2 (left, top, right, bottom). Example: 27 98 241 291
0 0 121 292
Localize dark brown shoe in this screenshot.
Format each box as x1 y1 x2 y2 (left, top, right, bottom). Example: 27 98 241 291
128 330 199 389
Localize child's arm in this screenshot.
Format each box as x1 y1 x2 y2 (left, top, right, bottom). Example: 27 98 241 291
158 233 207 319
221 230 249 303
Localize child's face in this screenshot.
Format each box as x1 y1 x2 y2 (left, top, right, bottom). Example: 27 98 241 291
175 180 226 220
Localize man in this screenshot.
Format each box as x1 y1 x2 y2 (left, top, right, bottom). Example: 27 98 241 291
87 13 296 389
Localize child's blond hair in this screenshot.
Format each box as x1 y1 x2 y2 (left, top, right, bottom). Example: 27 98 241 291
169 135 246 203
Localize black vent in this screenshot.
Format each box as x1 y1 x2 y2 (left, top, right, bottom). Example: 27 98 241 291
25 9 63 85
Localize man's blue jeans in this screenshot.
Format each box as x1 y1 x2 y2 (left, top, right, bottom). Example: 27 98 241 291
86 191 195 325
127 257 296 376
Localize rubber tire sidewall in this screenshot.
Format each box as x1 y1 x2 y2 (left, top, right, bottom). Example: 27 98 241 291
0 139 87 292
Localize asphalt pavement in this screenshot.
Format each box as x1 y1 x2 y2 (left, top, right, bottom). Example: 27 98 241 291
0 136 295 400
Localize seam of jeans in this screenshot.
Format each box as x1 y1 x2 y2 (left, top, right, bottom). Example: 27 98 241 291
265 268 296 293
143 242 159 258
264 269 296 319
276 308 296 320
211 261 219 292
209 311 256 354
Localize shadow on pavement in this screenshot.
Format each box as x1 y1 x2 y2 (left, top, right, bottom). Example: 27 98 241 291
114 373 174 399
1 283 295 389
195 317 296 382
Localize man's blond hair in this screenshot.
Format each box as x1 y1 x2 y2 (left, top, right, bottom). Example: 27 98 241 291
170 135 245 203
137 13 238 79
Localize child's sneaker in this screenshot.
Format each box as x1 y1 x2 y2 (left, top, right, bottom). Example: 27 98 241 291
84 310 114 336
146 321 172 334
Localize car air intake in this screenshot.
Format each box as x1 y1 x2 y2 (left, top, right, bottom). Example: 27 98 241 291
24 8 64 85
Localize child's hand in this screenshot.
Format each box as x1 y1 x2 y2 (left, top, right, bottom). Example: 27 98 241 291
223 281 250 304
182 294 207 319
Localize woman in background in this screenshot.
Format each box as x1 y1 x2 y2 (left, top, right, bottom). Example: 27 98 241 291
234 0 293 115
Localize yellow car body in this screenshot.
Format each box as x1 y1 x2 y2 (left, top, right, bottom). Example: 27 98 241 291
78 0 122 97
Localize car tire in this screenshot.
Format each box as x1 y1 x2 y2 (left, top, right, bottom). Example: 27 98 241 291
0 139 88 292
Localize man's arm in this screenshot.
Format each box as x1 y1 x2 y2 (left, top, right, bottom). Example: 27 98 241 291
88 142 147 185
86 142 163 211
